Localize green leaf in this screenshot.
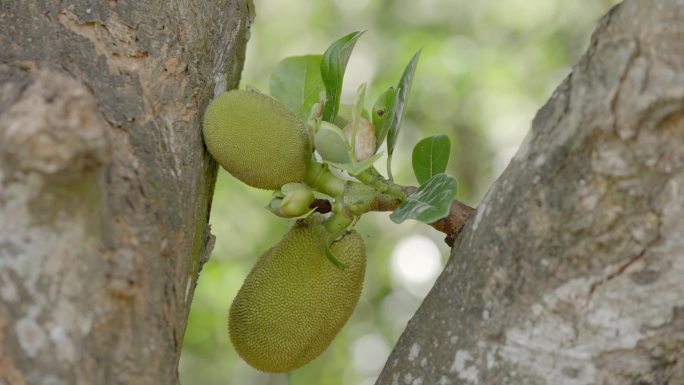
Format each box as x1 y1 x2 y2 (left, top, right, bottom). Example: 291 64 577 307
389 173 457 224
387 50 421 155
334 104 353 128
336 103 370 128
328 152 383 176
412 135 451 185
349 83 367 162
270 55 324 121
372 86 397 148
321 31 365 123
386 50 421 180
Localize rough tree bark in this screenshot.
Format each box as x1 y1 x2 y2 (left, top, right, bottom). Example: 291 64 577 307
0 1 250 384
377 1 684 384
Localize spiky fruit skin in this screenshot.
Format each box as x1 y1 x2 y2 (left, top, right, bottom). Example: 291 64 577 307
228 219 366 372
202 90 311 189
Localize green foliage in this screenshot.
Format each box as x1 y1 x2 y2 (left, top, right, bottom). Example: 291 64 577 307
386 50 421 180
328 153 383 176
321 31 365 122
270 55 325 121
349 83 367 162
389 174 458 224
372 87 397 148
412 135 451 185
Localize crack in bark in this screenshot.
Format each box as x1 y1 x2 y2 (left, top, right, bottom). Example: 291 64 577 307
587 210 662 306
587 249 645 298
610 39 641 138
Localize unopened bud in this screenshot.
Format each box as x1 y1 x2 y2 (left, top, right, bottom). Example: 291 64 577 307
343 117 376 161
279 185 315 217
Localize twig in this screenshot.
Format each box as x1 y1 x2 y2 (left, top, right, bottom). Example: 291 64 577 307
309 187 476 246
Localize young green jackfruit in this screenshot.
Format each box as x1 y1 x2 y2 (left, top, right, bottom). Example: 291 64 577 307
228 218 366 373
202 90 312 189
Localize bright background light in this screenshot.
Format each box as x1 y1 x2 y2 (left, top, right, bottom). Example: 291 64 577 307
351 333 391 374
391 235 443 297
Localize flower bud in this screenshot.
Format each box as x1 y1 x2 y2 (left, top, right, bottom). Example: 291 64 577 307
314 121 350 163
343 117 376 161
279 185 315 217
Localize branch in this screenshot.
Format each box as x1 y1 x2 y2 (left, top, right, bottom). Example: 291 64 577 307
376 1 684 383
309 186 476 246
401 186 476 246
0 1 251 383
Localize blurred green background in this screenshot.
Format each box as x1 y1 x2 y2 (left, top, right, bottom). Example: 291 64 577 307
180 0 620 384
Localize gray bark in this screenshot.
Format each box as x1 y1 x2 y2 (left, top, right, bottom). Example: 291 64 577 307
377 1 684 384
0 1 250 384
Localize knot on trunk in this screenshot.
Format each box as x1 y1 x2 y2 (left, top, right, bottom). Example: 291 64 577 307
0 69 111 180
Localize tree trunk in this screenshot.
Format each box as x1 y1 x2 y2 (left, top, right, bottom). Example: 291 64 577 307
0 1 250 384
377 1 684 384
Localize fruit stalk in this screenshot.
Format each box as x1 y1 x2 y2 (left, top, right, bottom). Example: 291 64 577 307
304 160 346 197
304 160 475 244
323 203 354 240
354 170 405 199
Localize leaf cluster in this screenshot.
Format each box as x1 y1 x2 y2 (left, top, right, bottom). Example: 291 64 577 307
269 32 459 225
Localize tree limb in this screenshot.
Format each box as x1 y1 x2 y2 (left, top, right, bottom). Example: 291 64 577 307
376 1 684 383
0 1 250 383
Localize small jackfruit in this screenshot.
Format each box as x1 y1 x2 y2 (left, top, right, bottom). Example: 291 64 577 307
228 218 366 372
202 90 312 189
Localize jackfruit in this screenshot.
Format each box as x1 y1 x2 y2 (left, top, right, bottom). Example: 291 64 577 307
202 90 312 189
228 218 366 372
